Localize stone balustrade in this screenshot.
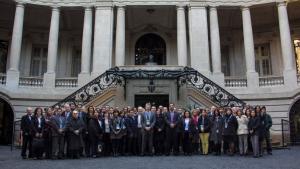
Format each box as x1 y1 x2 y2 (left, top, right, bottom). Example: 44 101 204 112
55 77 78 88
19 77 43 87
259 76 284 87
225 76 248 87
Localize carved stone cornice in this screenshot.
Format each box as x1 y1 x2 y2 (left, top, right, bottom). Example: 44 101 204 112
13 0 285 7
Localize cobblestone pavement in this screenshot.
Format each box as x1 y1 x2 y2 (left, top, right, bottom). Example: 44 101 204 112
0 146 299 169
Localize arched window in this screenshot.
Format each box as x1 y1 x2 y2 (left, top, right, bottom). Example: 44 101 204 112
135 33 166 65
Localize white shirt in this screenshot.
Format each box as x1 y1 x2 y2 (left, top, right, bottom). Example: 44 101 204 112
184 118 190 131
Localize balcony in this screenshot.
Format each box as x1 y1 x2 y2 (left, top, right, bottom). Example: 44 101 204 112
55 77 78 88
225 76 247 87
259 76 284 87
0 73 6 85
19 77 43 87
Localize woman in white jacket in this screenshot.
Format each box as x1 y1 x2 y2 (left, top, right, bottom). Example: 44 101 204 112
236 109 249 155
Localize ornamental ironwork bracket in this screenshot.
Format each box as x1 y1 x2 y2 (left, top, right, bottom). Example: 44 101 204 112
53 66 246 108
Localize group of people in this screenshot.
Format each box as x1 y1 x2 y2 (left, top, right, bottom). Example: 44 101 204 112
20 102 273 159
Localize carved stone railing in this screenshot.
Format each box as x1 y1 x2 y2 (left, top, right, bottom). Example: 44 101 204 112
19 77 43 87
0 73 6 85
297 74 300 84
55 77 78 88
224 76 247 87
52 67 246 108
259 76 284 87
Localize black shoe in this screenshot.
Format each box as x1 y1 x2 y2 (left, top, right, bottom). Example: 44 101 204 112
22 156 27 159
268 152 272 155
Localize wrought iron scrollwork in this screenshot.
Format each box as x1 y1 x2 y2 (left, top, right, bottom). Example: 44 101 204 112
53 66 245 108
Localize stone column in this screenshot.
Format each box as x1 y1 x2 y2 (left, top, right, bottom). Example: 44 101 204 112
78 7 93 86
188 6 210 76
177 5 187 66
115 5 126 67
278 2 297 87
44 7 60 88
92 6 114 77
209 6 224 86
242 6 259 89
6 2 25 88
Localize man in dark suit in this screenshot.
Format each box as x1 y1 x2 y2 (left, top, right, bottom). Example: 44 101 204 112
50 108 66 159
141 103 156 156
164 103 180 155
20 107 34 159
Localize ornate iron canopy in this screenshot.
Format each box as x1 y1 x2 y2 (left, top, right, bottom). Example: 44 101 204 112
52 67 246 108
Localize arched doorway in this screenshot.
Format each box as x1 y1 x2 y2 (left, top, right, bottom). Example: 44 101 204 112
135 33 166 65
0 98 14 145
290 99 300 145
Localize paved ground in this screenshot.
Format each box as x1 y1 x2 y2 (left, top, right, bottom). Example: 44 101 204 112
0 146 299 169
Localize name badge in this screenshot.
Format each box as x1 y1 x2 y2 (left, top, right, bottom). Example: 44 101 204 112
146 120 150 126
225 123 228 129
185 125 189 131
200 125 204 131
216 129 219 133
116 124 120 130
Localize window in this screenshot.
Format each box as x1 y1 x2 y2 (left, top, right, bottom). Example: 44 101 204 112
71 47 81 77
294 39 300 74
30 46 47 77
221 45 230 76
255 44 272 76
0 41 8 73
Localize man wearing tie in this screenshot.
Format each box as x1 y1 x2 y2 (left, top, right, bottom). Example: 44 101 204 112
165 103 180 155
20 107 34 159
141 103 156 156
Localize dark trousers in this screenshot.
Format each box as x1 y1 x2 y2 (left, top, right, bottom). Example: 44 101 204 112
154 131 165 155
120 135 127 155
165 128 178 155
264 130 272 153
182 132 192 154
111 139 121 156
214 143 221 155
83 133 90 157
142 130 153 155
103 133 111 156
90 138 99 156
136 128 143 155
127 136 137 155
52 135 64 158
21 134 33 158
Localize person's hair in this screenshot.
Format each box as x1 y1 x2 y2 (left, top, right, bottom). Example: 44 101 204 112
34 107 43 116
215 108 221 116
184 111 191 118
87 106 95 114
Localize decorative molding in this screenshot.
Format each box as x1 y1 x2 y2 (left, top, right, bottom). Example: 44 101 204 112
13 0 285 7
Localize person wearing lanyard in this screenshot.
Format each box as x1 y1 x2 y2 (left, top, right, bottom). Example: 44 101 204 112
141 104 156 156
164 103 179 156
198 109 211 155
222 108 238 156
110 110 123 157
101 111 112 156
51 108 66 159
211 109 224 156
182 111 195 156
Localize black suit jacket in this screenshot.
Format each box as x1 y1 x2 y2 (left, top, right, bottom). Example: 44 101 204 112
21 115 34 136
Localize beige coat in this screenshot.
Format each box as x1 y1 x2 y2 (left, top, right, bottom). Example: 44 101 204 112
236 115 249 135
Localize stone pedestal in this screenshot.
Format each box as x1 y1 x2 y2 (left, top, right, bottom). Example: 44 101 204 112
6 70 20 89
43 73 55 88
